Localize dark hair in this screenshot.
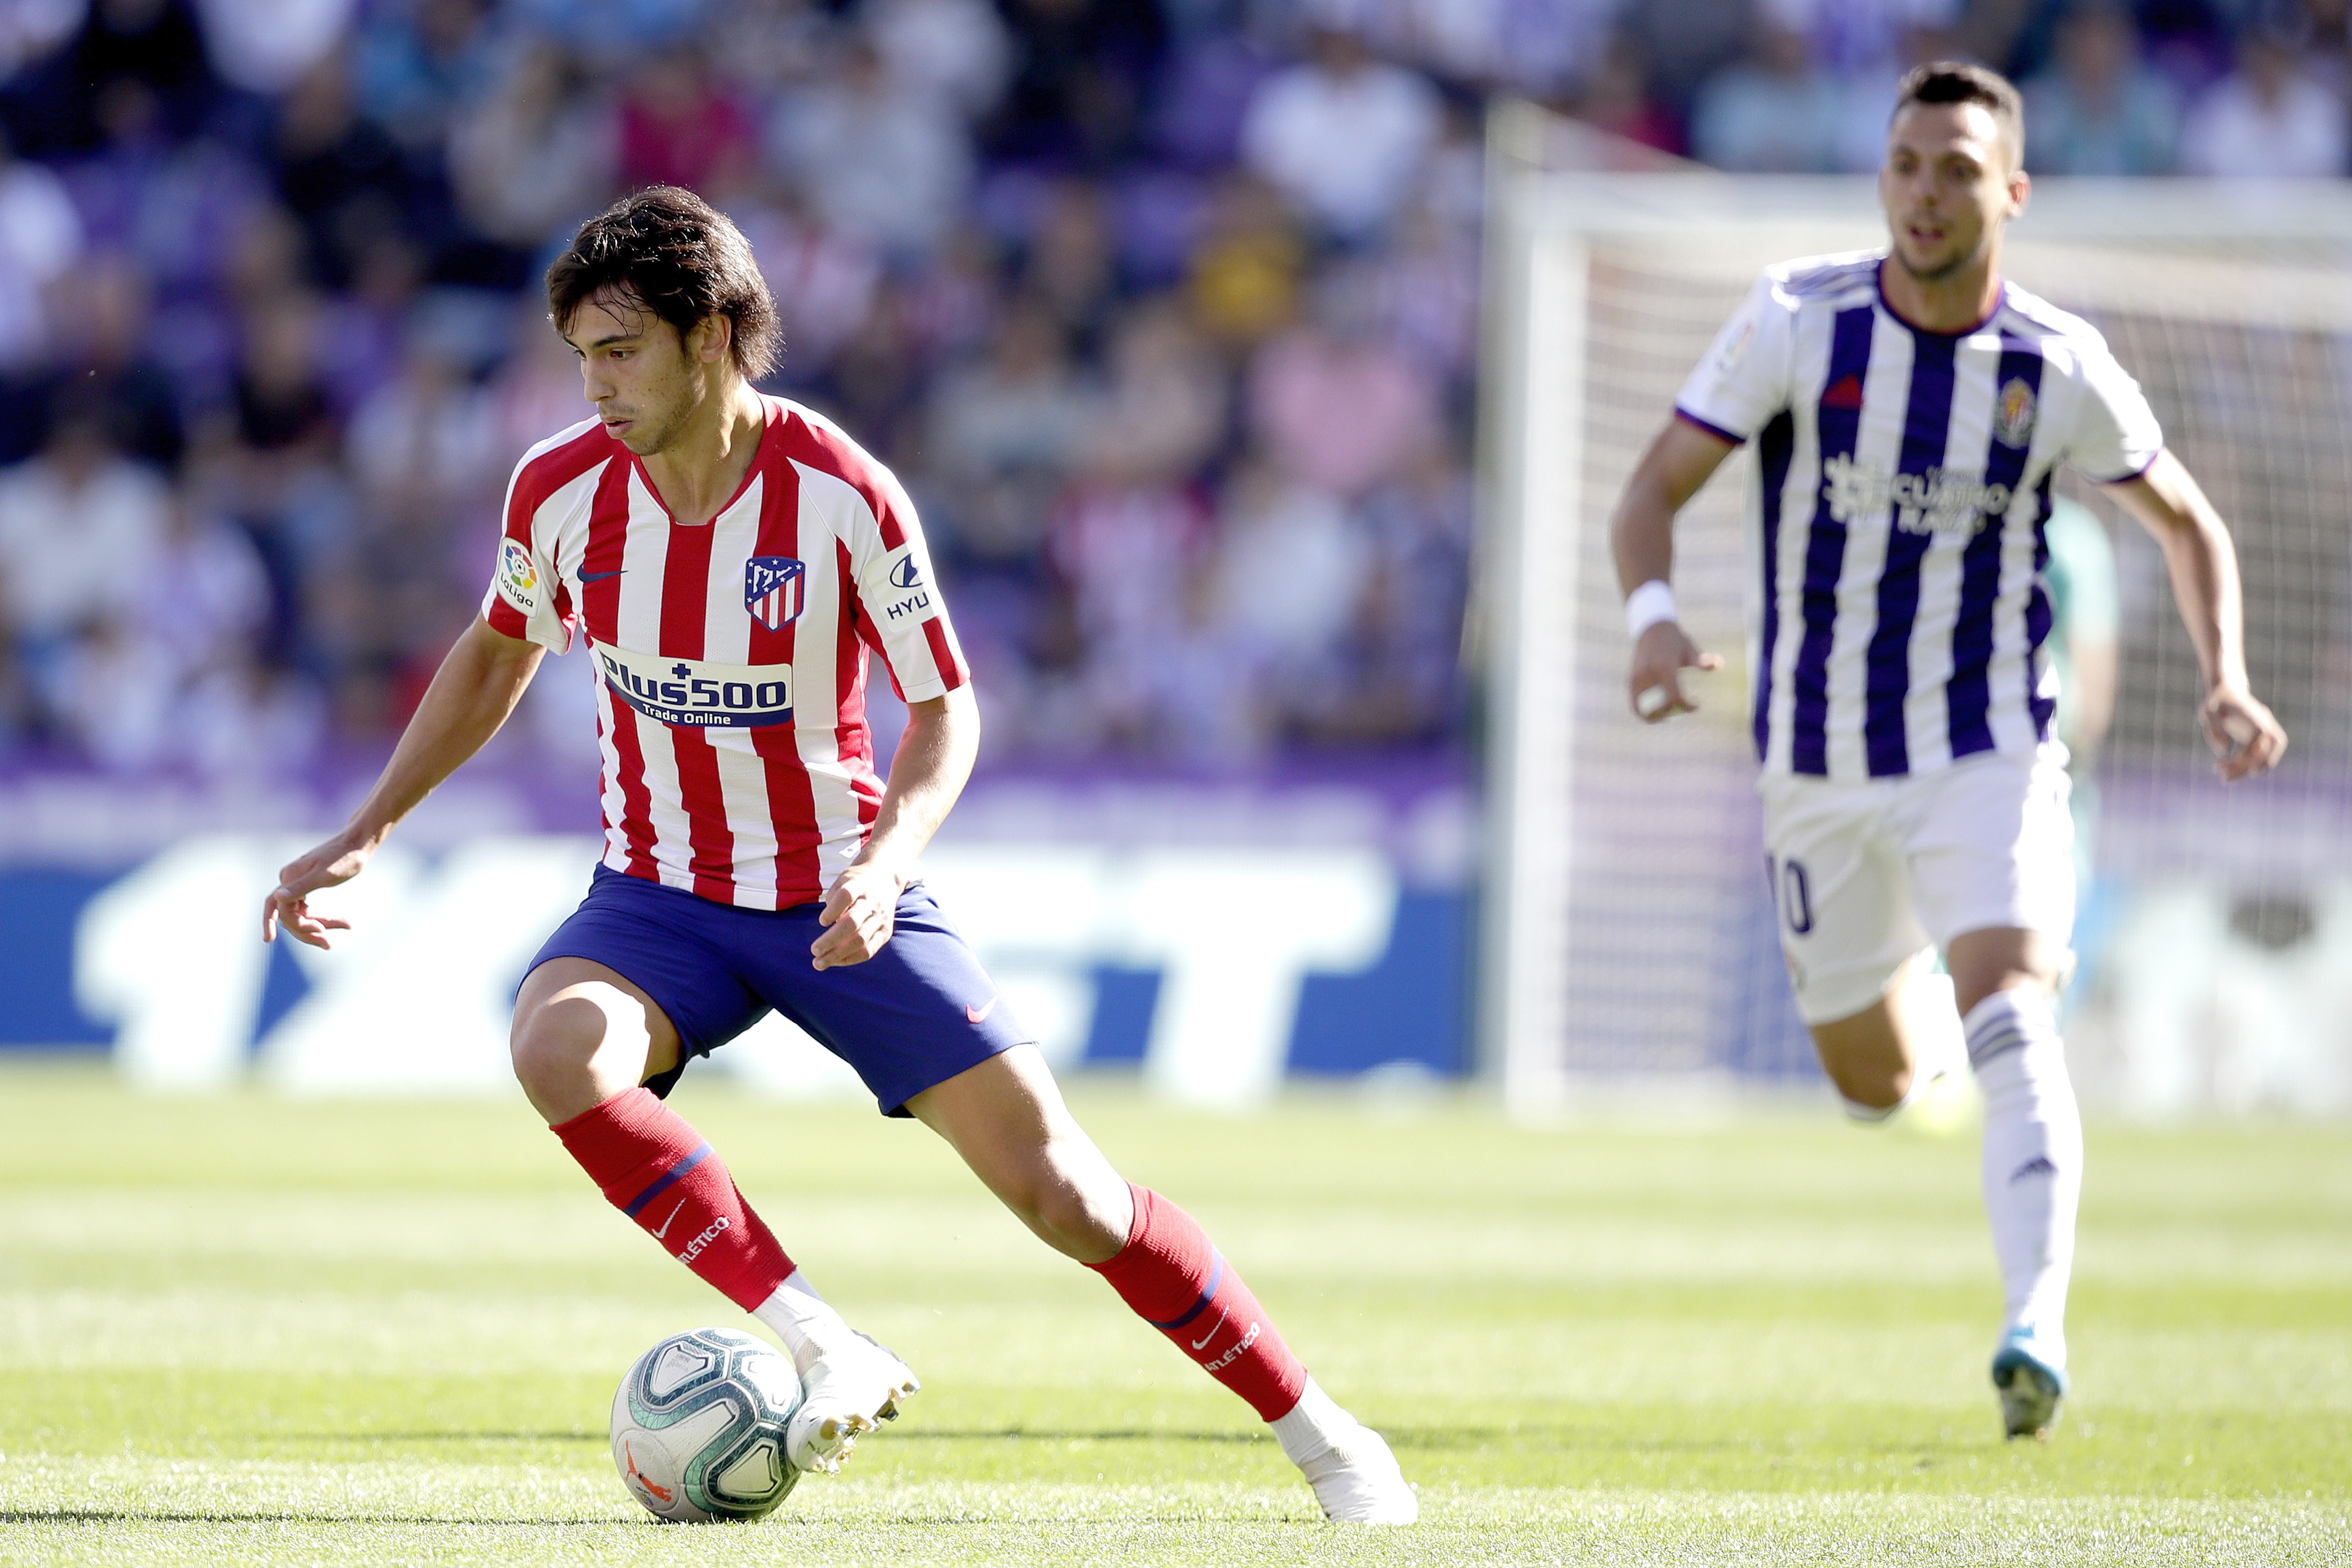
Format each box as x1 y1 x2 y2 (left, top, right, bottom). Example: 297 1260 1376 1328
545 187 781 379
1892 60 2025 166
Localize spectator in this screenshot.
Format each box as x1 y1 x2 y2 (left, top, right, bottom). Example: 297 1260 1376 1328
192 0 354 97
1184 170 1307 352
723 174 883 383
1083 294 1226 484
1571 31 1684 158
1760 0 1958 77
0 397 169 649
927 298 1098 572
867 0 1009 122
1690 18 1846 174
46 250 184 472
448 41 615 252
0 125 82 373
2181 29 2349 177
136 494 270 680
1206 455 1370 734
768 31 972 259
986 0 1165 166
1239 20 1441 243
1247 269 1442 501
615 46 755 193
345 337 497 516
2023 3 2181 175
1022 178 1117 345
353 0 495 158
272 50 414 288
1317 440 1470 744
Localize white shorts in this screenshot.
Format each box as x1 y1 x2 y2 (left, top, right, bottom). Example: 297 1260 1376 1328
1758 745 2076 1025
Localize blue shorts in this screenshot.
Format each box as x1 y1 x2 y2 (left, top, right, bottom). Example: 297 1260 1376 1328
525 864 1029 1116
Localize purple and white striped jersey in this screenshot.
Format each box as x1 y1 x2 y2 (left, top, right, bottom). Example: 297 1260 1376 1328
1675 251 2161 780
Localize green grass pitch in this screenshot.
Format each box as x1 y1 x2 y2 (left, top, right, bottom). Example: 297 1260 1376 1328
2 1063 2348 1566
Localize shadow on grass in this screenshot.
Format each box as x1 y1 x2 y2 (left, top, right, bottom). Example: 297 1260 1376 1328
0 1510 629 1527
274 1431 600 1445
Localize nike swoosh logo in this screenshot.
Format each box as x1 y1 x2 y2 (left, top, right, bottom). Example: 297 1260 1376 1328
579 568 625 583
650 1198 688 1240
1190 1309 1229 1352
966 997 997 1024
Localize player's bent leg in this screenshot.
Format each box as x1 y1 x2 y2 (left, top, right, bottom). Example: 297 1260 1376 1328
904 1042 1132 1262
1947 929 2080 1438
517 958 827 1448
908 1047 1415 1525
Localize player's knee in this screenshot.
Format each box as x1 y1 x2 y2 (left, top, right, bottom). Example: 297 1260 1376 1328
1001 1156 1128 1263
1832 1060 1913 1117
509 992 615 1102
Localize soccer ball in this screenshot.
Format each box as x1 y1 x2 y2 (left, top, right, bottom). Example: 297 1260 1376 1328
610 1327 803 1522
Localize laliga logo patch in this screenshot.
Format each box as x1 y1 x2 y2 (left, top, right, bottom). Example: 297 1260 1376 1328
1993 377 2037 449
744 556 805 631
499 538 539 611
887 553 923 590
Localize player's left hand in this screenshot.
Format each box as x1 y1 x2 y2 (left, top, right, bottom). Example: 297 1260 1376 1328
2201 683 2287 782
812 858 907 969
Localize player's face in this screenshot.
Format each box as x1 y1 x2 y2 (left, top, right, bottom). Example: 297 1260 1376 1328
561 292 716 455
1880 102 2027 284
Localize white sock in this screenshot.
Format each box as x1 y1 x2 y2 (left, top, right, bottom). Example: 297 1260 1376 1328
1269 1377 1355 1469
752 1268 849 1376
1965 989 2082 1369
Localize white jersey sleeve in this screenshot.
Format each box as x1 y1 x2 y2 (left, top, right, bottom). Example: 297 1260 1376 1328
844 459 967 704
1674 271 1797 443
2060 336 2164 484
482 423 605 654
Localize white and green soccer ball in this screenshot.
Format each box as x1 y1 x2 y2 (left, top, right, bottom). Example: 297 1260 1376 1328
610 1327 802 1522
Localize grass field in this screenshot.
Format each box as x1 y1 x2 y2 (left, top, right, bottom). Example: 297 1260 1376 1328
2 1062 2348 1566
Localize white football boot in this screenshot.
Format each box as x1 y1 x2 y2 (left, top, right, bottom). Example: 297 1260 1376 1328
1301 1425 1418 1525
786 1330 920 1475
1274 1379 1417 1525
1991 1328 2067 1441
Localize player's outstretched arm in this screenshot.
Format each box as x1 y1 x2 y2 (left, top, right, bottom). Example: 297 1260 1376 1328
1609 417 1738 722
263 618 546 947
812 685 979 970
2101 450 2287 781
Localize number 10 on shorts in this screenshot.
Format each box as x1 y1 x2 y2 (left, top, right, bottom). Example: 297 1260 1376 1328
1765 855 1814 935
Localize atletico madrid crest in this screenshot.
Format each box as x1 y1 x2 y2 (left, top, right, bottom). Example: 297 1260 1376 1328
744 556 805 631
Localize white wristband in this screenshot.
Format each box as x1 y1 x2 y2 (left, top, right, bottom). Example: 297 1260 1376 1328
1625 580 1679 641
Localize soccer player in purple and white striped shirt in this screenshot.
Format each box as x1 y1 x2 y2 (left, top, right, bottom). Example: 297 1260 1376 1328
1607 62 2286 1439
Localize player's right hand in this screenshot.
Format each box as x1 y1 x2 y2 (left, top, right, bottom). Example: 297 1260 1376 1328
1628 622 1722 723
263 833 372 948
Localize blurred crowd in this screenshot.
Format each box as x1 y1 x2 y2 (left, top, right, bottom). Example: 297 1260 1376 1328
0 0 2340 780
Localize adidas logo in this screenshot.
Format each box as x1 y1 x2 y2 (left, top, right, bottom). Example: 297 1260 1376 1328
1821 375 1864 410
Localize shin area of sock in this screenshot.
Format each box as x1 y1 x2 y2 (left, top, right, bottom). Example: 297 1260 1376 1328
1088 1182 1307 1421
551 1086 795 1312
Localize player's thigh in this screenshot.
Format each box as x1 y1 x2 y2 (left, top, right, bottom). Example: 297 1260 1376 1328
1760 776 1933 1029
753 885 1030 1121
1900 748 2076 991
905 1044 1134 1263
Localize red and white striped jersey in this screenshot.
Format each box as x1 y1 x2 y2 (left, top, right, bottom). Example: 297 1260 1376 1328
482 394 969 910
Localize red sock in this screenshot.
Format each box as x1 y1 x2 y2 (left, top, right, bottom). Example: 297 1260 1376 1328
551 1087 794 1312
1088 1183 1307 1421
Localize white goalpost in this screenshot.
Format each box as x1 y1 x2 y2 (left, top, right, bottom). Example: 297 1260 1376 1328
1476 102 2352 1116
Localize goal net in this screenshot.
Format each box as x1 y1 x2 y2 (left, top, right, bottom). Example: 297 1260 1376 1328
1477 103 2352 1117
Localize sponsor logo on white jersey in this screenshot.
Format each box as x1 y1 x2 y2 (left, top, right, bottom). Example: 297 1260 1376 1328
498 538 539 612
1821 454 2014 539
592 640 794 728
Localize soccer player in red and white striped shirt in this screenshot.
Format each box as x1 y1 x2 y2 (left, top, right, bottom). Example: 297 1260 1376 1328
261 188 1413 1524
